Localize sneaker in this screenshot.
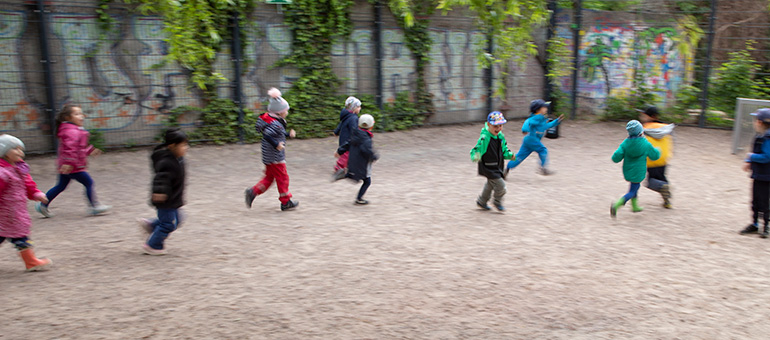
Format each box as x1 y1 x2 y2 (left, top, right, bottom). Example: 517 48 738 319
35 202 53 218
762 226 769 239
663 198 673 209
494 204 505 212
539 167 553 176
90 205 111 215
137 218 154 236
280 199 299 211
355 199 369 205
142 243 167 255
476 200 491 211
244 188 256 209
739 224 759 235
332 169 347 182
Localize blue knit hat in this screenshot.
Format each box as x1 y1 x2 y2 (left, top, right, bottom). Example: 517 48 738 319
626 120 643 136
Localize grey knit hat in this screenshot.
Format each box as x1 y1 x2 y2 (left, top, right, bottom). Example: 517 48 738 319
0 134 24 158
267 88 290 114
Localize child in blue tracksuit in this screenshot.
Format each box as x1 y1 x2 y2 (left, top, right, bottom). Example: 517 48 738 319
505 99 564 176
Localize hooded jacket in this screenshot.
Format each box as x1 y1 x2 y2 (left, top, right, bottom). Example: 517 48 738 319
612 136 661 183
256 112 289 164
333 109 359 147
337 128 378 181
0 159 45 238
521 113 561 146
749 130 770 181
57 122 96 173
150 145 186 209
470 123 515 179
643 121 675 167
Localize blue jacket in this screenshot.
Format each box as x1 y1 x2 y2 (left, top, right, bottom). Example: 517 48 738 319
749 131 770 181
521 114 561 145
333 109 358 147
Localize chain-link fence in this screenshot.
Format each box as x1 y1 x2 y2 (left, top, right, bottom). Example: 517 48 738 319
1 0 768 153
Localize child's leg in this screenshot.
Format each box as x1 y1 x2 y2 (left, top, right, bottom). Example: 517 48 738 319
12 236 51 271
357 177 371 200
507 145 533 169
490 178 507 207
622 182 641 203
252 165 277 195
478 179 493 204
272 163 293 204
70 171 96 206
334 152 349 171
45 173 73 205
753 180 770 225
146 208 178 250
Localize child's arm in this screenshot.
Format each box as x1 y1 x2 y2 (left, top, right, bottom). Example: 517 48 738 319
261 124 282 150
521 120 531 135
749 140 770 163
545 115 564 129
58 132 82 170
24 174 47 203
333 122 342 136
611 144 625 163
470 135 486 162
647 144 661 161
151 159 174 203
336 141 350 156
502 138 515 160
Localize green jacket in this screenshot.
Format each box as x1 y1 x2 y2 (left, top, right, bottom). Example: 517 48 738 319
470 123 515 162
612 136 661 183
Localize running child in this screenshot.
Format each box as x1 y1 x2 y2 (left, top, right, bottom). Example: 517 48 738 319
36 105 110 217
639 106 675 208
333 114 378 204
244 88 299 211
505 99 564 176
740 108 770 238
332 96 361 180
470 111 515 211
0 134 52 271
138 129 188 255
610 120 661 218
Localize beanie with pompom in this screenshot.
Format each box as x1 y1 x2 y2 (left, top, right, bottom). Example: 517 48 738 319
267 88 290 114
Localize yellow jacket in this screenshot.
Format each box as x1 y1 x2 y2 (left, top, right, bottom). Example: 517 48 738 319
643 121 674 167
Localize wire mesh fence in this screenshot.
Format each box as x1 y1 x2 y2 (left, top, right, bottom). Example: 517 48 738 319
1 0 768 153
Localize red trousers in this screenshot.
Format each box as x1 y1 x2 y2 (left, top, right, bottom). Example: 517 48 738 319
334 152 349 171
252 163 292 204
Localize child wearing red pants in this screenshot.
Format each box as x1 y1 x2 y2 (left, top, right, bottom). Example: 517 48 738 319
244 88 299 211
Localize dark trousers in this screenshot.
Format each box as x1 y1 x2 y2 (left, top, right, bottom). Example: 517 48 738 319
646 166 668 192
0 236 32 250
357 177 371 200
752 180 770 225
46 171 96 207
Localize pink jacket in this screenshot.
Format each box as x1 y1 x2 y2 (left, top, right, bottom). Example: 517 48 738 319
57 122 95 172
0 159 45 238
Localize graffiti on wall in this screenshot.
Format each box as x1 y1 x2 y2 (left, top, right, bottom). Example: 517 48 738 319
559 15 687 102
0 10 38 132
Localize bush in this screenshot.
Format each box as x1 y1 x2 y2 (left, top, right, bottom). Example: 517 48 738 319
170 99 260 145
667 84 702 123
709 47 759 117
600 85 659 121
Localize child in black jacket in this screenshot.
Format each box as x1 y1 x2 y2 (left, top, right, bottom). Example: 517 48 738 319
138 129 188 255
741 108 770 238
334 114 378 204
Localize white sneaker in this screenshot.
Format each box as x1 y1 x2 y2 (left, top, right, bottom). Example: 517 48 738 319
137 218 154 235
35 202 53 218
90 205 111 215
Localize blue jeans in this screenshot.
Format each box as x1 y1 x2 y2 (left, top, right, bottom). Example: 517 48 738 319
45 172 96 207
622 182 641 203
507 140 548 169
146 208 181 250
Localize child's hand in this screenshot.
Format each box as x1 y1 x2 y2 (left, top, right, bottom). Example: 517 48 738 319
557 115 565 121
289 129 296 138
334 152 340 158
152 193 167 203
746 153 754 160
59 164 73 174
36 195 49 204
471 154 481 162
91 149 103 157
743 163 751 172
276 142 285 151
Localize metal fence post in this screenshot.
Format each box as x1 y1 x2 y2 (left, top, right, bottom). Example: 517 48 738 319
544 0 557 106
570 0 582 119
486 31 494 114
36 0 57 150
374 0 384 120
699 0 718 128
231 12 245 143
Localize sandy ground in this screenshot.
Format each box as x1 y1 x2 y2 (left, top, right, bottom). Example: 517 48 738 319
1 119 769 339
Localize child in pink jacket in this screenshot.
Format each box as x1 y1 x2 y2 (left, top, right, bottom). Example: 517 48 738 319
36 105 110 217
0 134 52 271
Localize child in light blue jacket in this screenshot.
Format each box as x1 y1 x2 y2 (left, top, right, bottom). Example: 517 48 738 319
505 99 563 176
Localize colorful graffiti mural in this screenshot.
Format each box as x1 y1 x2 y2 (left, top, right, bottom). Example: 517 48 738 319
0 10 37 132
559 14 687 103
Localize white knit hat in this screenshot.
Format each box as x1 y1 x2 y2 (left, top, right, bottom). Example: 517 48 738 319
358 114 375 129
345 96 361 110
0 134 24 158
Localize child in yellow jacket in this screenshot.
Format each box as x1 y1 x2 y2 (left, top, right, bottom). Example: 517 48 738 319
638 106 675 208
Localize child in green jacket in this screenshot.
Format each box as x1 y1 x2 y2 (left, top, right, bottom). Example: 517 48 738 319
611 120 661 218
470 112 515 211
